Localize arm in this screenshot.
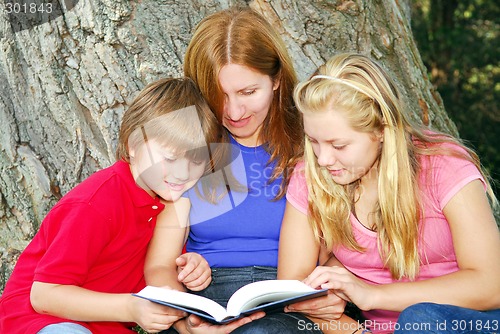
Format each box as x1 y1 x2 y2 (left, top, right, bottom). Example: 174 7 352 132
144 198 191 291
278 201 354 333
144 198 217 333
375 179 500 310
145 198 211 291
306 180 500 312
30 282 186 332
277 201 320 280
320 248 343 267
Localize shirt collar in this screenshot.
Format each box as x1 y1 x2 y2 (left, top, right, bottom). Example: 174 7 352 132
114 160 165 211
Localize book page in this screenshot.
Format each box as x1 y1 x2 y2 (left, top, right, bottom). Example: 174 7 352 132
136 286 229 322
226 280 317 317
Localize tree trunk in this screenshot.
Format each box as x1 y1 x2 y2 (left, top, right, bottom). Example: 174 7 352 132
0 0 456 291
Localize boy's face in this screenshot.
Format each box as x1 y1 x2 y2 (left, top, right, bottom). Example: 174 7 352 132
130 139 206 201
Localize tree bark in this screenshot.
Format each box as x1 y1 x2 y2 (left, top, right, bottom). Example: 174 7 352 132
0 0 456 291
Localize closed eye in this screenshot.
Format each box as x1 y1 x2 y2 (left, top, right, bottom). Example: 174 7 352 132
163 156 176 162
191 160 205 166
240 89 256 96
306 136 318 144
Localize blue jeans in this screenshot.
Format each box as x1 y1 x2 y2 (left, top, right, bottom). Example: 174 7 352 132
161 266 322 333
191 266 279 307
37 322 92 334
395 303 500 334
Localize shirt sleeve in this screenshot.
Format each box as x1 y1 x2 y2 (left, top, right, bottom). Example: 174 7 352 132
286 161 309 215
33 201 113 285
422 147 486 210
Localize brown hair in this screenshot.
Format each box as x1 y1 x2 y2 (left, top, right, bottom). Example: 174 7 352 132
116 77 221 175
184 7 302 198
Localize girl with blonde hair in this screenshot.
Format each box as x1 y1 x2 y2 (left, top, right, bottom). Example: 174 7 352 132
279 52 500 333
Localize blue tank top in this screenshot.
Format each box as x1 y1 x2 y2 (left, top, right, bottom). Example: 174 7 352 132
185 137 286 267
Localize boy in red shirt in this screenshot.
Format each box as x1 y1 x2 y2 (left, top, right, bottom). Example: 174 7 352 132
0 78 219 334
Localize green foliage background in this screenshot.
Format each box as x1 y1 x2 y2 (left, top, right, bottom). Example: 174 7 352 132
411 0 500 198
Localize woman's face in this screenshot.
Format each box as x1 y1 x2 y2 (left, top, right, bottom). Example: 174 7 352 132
303 108 382 186
218 64 279 147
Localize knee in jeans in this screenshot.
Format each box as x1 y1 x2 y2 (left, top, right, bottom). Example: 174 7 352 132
398 302 444 323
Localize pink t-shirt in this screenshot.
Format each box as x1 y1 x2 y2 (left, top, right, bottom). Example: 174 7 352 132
286 145 485 333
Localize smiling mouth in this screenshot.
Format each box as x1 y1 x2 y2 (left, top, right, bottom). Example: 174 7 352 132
226 116 251 128
327 168 343 176
165 181 186 191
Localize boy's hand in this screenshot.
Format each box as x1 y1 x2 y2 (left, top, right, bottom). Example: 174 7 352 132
131 296 186 333
176 252 212 291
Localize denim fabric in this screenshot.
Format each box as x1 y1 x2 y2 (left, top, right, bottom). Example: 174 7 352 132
395 303 500 334
160 266 323 333
190 266 278 307
37 322 92 334
232 311 323 334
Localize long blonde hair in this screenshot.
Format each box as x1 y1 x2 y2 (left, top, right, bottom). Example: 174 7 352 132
184 7 302 198
294 53 498 279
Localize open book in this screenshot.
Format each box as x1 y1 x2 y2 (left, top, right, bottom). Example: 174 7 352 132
134 279 327 324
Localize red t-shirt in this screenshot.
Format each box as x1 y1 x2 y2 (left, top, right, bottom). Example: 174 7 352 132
0 160 164 333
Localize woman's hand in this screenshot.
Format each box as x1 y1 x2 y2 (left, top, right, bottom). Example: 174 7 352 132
176 252 212 291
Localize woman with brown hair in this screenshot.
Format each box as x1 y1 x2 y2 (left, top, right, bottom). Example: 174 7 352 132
145 6 344 334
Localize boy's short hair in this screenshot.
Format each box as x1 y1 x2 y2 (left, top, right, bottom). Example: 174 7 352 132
116 77 220 170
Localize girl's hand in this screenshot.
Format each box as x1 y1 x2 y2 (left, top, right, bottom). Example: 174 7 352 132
284 289 346 320
176 252 212 291
303 265 377 311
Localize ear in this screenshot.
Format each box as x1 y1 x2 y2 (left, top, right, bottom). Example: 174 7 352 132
377 129 384 143
128 146 135 160
272 77 280 91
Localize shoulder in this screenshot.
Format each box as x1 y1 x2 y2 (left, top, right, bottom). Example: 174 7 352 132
52 161 140 221
418 141 480 176
60 161 129 203
417 142 486 209
289 161 306 186
286 161 308 214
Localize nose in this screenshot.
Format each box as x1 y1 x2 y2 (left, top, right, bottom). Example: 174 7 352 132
224 96 245 120
170 159 190 182
316 145 336 168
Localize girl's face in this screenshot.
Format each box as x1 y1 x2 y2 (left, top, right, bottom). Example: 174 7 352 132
130 140 206 201
218 64 279 147
303 109 382 186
